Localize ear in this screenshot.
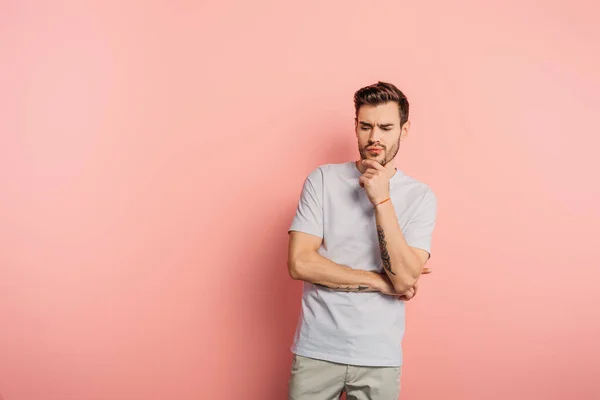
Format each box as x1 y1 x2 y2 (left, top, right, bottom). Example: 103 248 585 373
400 120 410 140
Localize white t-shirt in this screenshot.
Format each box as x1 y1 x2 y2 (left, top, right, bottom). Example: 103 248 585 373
288 161 437 367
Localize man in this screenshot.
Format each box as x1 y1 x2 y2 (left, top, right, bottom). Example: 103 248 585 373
286 81 437 399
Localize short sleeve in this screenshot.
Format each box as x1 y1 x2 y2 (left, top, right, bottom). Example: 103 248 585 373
288 168 324 238
404 188 437 255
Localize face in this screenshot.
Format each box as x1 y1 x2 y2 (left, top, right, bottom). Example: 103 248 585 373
355 101 409 166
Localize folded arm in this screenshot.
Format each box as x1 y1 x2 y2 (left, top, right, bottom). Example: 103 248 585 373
375 201 431 293
287 231 395 294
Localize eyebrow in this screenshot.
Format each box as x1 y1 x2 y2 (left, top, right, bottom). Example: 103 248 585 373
359 121 395 128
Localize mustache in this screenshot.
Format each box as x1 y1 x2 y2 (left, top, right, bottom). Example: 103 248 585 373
363 143 386 150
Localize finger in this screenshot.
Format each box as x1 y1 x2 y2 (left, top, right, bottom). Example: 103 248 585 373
361 159 385 171
399 288 415 301
359 176 370 188
421 267 432 274
360 173 376 188
359 174 376 187
399 293 413 301
362 172 376 179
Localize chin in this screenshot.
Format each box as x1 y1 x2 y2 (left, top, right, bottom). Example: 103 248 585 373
372 154 386 164
360 150 386 163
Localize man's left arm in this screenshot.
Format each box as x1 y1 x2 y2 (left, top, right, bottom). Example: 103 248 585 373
375 201 432 293
359 160 437 294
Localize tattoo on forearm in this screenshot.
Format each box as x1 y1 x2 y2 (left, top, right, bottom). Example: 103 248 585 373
315 283 332 289
377 225 395 275
314 283 377 292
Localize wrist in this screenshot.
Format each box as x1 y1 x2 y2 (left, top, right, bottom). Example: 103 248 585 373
373 196 391 207
365 271 386 291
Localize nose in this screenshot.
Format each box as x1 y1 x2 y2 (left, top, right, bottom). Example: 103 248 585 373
369 127 383 143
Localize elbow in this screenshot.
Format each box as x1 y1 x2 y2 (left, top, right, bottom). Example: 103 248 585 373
391 280 413 294
391 273 419 293
390 259 423 292
288 248 317 281
287 257 304 280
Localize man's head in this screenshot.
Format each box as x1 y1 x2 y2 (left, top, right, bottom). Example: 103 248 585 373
354 81 410 166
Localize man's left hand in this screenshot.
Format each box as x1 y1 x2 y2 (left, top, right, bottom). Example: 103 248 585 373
359 160 391 206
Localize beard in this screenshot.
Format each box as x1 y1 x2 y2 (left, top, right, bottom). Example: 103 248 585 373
359 137 401 166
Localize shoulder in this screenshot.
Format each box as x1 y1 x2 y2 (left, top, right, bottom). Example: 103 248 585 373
397 172 437 207
314 162 351 173
305 162 352 182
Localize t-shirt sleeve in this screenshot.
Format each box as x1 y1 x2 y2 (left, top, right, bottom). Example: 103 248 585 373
404 188 437 255
288 168 324 239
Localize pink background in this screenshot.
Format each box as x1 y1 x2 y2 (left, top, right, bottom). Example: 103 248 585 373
1 1 599 399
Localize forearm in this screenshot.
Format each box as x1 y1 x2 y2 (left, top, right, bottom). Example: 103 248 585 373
375 201 422 292
289 251 384 292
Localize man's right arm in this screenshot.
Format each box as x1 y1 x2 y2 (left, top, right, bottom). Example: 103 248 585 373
287 231 395 294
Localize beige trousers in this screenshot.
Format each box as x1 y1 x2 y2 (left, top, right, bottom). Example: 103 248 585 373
288 354 402 400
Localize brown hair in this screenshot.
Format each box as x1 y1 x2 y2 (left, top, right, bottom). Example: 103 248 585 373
353 81 409 126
